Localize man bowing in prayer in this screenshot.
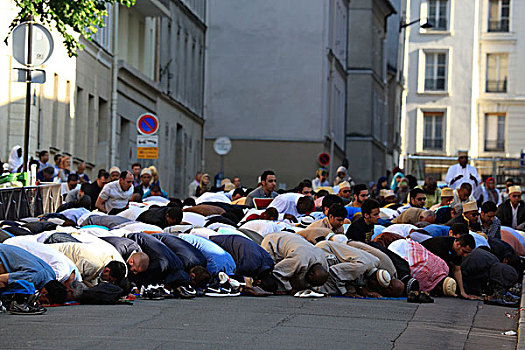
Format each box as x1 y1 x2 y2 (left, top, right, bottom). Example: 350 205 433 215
261 233 329 293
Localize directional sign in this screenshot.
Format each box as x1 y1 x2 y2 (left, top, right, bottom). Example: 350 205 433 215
137 135 158 147
137 135 158 159
12 68 46 84
137 113 159 135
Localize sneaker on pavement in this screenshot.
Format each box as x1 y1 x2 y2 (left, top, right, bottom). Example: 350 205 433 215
407 291 419 303
174 285 197 299
204 286 240 297
217 272 241 292
8 301 46 315
140 285 165 300
294 289 324 298
417 291 434 304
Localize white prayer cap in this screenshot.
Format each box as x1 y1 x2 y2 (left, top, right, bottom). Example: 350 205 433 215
377 269 391 288
509 185 522 195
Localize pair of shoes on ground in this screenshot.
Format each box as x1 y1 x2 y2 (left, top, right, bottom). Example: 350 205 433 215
204 272 242 297
407 291 434 304
140 284 197 300
8 301 46 315
2 291 47 315
484 291 520 307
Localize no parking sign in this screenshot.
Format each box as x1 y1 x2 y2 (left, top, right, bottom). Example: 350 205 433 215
137 113 159 135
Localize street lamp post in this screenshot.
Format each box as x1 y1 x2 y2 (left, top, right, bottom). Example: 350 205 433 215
399 18 433 32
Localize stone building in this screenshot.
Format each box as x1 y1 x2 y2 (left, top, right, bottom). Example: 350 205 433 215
0 0 206 197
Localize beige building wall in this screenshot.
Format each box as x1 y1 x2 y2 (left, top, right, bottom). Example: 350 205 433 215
205 139 344 190
477 0 525 158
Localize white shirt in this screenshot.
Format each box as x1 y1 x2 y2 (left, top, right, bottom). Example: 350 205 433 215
182 212 207 227
450 189 476 208
512 203 521 229
117 222 162 233
445 163 481 190
239 220 283 237
268 193 304 217
195 192 231 205
383 224 417 238
60 183 80 198
98 181 134 212
118 206 148 221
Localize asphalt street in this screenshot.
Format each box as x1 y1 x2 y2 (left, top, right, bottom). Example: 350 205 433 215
0 296 518 350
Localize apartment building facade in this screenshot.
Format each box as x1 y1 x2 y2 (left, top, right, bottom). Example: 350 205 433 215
401 0 525 178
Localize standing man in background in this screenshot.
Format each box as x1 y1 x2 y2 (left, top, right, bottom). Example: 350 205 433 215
445 151 481 200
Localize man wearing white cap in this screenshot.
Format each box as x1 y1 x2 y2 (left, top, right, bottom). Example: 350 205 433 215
333 166 355 187
109 166 121 182
134 168 153 197
429 187 454 211
496 185 525 229
337 181 352 201
447 201 482 232
445 151 481 195
381 189 398 208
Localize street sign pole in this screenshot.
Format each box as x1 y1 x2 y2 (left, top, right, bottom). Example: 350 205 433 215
213 137 232 187
22 16 33 172
220 155 225 180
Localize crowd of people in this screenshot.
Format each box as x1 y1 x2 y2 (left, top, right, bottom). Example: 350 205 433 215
0 149 523 315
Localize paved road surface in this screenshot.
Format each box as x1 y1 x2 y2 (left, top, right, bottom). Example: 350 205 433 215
0 296 518 349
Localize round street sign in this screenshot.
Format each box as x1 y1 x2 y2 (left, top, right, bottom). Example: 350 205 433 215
11 22 54 67
318 153 331 167
137 113 159 135
214 137 232 156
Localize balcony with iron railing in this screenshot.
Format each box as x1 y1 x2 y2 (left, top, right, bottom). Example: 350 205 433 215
423 138 443 151
485 139 505 152
488 19 509 32
486 79 507 93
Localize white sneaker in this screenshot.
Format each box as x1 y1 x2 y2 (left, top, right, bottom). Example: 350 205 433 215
293 289 325 298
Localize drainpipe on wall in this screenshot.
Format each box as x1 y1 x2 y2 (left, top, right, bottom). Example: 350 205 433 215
110 4 119 167
329 132 335 183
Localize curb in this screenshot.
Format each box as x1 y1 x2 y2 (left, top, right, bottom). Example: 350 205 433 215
518 274 525 350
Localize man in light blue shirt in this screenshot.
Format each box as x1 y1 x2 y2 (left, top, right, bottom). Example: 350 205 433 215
0 244 67 305
179 234 236 276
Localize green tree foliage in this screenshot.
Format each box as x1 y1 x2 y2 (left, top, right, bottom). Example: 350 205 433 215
9 0 136 57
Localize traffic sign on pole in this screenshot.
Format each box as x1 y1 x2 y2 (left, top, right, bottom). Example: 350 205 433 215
137 113 159 135
137 135 159 159
11 22 54 67
213 137 232 156
318 153 331 167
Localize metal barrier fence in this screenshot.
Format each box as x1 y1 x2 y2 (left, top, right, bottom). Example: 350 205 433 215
0 183 61 221
405 155 524 186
